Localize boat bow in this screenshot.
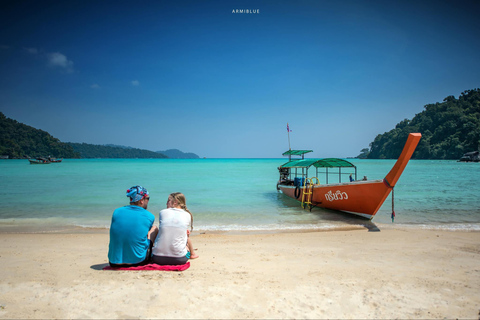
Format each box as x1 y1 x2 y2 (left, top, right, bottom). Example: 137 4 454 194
384 133 422 188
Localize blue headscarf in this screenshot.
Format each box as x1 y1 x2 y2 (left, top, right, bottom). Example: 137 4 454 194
126 185 149 203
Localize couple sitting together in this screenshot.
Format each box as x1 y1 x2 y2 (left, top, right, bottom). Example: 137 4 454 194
108 185 199 268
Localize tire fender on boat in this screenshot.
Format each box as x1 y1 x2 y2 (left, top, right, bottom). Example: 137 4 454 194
294 186 301 199
276 182 281 191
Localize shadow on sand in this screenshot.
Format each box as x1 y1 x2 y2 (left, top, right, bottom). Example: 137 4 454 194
90 263 109 271
314 208 381 232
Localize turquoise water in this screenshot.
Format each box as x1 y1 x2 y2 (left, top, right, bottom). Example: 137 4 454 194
1 159 479 232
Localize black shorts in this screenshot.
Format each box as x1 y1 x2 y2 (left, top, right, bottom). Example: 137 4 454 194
151 254 188 265
109 240 153 268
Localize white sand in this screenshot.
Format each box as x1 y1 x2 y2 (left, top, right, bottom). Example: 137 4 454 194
0 228 479 319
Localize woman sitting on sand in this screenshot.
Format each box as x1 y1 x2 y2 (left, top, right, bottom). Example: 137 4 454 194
151 192 199 265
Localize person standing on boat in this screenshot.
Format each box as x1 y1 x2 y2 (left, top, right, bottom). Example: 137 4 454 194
108 185 158 267
151 192 199 265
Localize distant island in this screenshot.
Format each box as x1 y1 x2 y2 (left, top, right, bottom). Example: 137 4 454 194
156 149 200 159
67 143 168 159
0 112 199 159
104 144 199 159
357 88 480 160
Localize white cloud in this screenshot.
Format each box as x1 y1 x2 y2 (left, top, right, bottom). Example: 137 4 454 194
90 84 100 89
131 80 140 86
48 52 74 73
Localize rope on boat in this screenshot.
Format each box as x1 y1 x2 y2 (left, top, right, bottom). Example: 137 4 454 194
391 187 395 223
383 178 395 223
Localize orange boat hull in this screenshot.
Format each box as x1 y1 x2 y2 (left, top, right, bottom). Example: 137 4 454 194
279 179 391 219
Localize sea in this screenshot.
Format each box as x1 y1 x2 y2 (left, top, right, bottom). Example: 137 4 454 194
1 158 479 233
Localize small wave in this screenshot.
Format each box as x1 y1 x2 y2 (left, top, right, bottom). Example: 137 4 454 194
194 223 368 233
3 218 480 234
377 223 480 232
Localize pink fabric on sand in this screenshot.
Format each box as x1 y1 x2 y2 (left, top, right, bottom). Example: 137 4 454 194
103 262 190 271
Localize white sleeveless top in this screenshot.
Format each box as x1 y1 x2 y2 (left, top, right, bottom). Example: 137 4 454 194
152 208 191 258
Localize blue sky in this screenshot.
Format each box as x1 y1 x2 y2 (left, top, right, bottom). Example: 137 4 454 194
1 0 479 158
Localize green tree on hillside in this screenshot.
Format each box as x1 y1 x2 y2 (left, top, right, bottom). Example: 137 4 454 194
365 89 480 160
0 112 80 158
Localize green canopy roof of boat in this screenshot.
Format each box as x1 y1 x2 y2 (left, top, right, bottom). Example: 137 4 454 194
282 149 313 156
280 158 356 169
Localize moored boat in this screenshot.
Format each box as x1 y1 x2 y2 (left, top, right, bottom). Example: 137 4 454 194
277 133 421 220
458 151 480 162
29 158 51 164
28 156 63 164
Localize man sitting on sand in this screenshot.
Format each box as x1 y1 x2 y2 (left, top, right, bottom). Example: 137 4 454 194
108 185 158 267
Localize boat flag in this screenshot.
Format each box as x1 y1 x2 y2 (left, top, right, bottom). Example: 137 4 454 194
287 123 292 150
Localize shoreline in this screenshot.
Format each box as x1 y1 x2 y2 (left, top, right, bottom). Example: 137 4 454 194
1 228 479 319
1 220 480 235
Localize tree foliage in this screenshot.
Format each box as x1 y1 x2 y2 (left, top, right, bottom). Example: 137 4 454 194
366 89 480 159
356 148 370 159
0 112 81 158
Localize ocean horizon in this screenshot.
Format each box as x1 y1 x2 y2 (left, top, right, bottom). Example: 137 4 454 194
1 158 479 233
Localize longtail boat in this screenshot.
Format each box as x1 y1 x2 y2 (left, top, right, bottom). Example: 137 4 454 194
28 157 62 164
276 133 421 220
28 158 51 164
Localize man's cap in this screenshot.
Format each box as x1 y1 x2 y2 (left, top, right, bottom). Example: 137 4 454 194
126 185 149 202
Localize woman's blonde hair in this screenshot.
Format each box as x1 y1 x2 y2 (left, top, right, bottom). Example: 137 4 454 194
169 192 193 231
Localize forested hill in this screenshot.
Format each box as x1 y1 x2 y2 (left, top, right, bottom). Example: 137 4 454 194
0 112 80 159
156 149 200 159
104 145 200 159
67 143 168 159
0 112 196 159
365 89 480 160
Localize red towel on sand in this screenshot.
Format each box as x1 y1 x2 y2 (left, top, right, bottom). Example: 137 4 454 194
103 262 190 271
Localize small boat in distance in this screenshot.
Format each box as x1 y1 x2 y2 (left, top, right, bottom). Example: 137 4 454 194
28 157 63 164
277 133 421 220
458 151 480 162
29 158 51 164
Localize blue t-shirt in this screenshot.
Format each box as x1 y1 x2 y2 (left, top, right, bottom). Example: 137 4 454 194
108 205 155 264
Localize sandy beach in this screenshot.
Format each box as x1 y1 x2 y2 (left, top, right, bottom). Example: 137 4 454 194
0 228 479 319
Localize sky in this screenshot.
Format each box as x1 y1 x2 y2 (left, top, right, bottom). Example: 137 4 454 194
1 0 480 158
